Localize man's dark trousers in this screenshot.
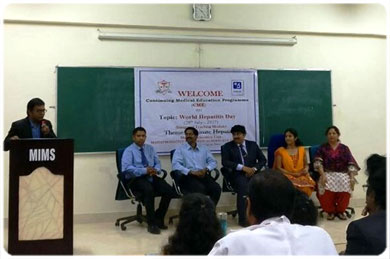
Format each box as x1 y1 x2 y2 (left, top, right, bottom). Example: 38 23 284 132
129 175 176 226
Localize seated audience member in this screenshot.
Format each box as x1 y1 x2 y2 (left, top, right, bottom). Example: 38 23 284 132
208 170 337 255
273 128 315 197
162 193 223 255
344 154 386 255
172 127 221 205
121 127 176 235
221 125 267 227
4 97 56 151
290 189 318 226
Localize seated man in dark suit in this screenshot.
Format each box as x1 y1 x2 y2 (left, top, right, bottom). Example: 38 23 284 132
4 98 56 151
221 125 266 227
344 154 386 255
122 127 177 235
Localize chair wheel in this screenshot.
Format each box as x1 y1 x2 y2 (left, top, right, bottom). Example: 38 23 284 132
169 219 173 225
137 219 142 223
115 221 119 227
121 225 126 231
232 212 237 218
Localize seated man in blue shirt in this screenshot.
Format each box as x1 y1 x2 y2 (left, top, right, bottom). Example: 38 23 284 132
121 127 176 235
172 127 221 205
3 97 56 151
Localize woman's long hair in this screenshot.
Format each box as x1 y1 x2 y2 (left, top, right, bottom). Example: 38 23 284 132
283 128 303 147
162 193 223 255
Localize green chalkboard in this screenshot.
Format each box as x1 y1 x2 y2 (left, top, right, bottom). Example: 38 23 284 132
258 70 332 147
57 67 134 152
57 67 331 152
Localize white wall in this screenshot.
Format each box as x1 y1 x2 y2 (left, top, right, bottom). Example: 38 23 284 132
2 4 387 216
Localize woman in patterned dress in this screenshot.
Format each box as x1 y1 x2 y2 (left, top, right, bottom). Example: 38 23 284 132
314 126 360 220
273 128 315 197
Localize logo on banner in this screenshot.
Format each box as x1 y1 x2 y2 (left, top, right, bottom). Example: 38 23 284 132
156 80 172 95
231 80 244 96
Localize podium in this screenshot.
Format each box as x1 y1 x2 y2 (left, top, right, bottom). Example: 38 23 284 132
7 139 74 255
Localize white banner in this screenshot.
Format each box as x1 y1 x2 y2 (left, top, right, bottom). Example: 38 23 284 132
135 68 258 154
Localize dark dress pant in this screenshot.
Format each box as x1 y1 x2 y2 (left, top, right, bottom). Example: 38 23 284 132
179 174 221 206
129 175 176 226
232 173 251 224
222 168 251 224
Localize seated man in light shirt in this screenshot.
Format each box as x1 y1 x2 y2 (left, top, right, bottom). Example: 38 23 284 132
121 127 176 235
208 169 338 255
172 127 221 206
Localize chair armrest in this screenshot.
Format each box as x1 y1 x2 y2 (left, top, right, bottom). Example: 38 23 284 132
116 173 137 199
209 168 220 181
170 170 184 196
223 177 235 192
159 169 168 179
221 167 233 175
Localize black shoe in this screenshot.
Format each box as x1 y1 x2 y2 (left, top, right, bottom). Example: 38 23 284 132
147 225 161 234
238 221 249 227
157 223 168 230
156 219 168 230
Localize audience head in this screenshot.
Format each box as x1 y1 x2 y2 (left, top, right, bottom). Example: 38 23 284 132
162 193 223 255
283 128 303 147
184 127 199 146
26 98 46 122
247 169 296 224
290 189 318 226
365 154 386 213
132 127 147 146
230 125 246 144
325 125 340 144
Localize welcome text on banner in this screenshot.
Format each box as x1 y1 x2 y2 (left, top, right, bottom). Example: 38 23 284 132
135 68 259 154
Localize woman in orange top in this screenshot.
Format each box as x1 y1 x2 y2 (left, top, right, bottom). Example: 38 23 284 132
273 128 315 197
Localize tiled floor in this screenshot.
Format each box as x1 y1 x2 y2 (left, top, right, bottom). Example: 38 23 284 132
3 206 368 255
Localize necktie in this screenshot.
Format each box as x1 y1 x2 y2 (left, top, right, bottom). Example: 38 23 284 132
240 144 247 165
140 147 153 182
140 147 148 167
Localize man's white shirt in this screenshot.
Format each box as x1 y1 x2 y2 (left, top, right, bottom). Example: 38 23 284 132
208 216 337 255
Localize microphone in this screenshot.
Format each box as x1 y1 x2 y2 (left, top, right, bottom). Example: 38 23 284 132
41 120 49 136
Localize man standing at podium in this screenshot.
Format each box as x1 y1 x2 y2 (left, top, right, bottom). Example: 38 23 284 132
3 98 56 151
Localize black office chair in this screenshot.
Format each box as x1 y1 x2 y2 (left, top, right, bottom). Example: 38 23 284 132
114 147 168 230
308 145 355 218
221 167 238 218
168 149 220 224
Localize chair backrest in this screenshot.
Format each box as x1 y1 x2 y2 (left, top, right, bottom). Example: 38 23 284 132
309 145 320 162
115 147 136 201
267 133 285 168
170 149 175 161
308 145 321 182
116 147 126 173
